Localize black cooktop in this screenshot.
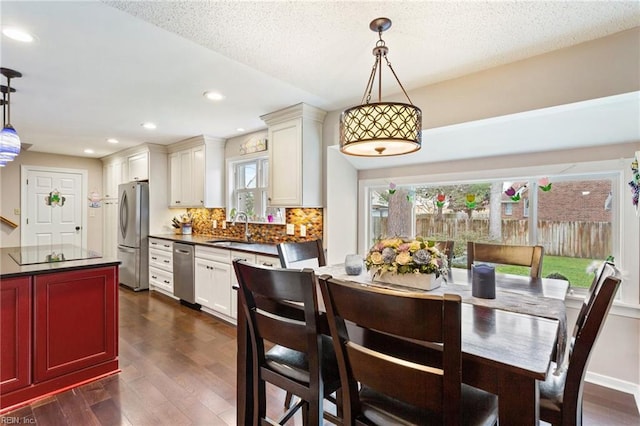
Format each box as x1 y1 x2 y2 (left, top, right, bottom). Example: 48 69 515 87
8 244 102 266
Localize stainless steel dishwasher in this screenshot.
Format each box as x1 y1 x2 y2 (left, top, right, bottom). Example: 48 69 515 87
173 243 198 307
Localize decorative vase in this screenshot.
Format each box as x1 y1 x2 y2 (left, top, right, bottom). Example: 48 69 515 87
372 272 442 291
344 254 364 275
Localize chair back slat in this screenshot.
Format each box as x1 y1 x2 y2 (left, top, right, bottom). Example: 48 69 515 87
345 341 444 412
467 241 544 278
278 239 326 268
319 276 463 424
255 310 308 353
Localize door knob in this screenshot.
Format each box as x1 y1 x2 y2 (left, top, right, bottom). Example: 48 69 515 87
75 226 81 231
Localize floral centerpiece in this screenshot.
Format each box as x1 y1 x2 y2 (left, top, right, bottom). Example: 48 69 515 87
365 237 449 290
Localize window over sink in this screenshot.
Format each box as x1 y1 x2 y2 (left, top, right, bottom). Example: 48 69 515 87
227 156 284 223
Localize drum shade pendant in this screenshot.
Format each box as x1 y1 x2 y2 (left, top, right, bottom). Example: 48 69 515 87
340 18 422 157
0 68 23 162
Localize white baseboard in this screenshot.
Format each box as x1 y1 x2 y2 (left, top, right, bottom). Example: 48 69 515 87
586 371 640 412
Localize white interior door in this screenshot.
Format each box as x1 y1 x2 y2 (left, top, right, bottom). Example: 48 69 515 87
22 167 86 247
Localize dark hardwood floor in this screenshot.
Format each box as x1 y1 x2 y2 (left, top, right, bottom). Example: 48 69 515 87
2 286 638 425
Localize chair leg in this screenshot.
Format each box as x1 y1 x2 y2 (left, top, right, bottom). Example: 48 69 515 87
307 398 321 426
284 391 293 408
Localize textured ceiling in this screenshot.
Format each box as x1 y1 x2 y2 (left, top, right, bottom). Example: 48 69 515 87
1 0 639 161
104 0 640 107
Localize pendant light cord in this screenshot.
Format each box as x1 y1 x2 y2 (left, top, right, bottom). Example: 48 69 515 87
6 77 11 126
359 26 415 106
2 91 6 127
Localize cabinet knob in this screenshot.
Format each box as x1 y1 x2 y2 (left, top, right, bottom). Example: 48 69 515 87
151 275 157 279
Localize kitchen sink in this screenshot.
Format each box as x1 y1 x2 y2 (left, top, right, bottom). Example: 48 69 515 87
206 240 255 248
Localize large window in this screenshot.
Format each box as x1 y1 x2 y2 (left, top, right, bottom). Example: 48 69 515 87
366 173 619 289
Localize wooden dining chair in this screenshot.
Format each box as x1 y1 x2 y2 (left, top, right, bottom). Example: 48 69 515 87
539 267 621 426
277 239 326 269
276 239 327 409
233 260 341 425
467 241 544 278
318 275 498 425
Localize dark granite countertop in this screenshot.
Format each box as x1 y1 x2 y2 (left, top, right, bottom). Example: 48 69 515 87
1 246 120 279
149 234 279 257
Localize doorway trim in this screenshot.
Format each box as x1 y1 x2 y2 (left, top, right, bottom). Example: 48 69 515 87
20 165 89 248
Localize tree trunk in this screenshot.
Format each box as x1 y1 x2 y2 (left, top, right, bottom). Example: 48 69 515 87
489 181 503 241
387 189 412 238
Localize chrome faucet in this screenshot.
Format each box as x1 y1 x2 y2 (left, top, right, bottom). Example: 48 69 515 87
232 211 252 242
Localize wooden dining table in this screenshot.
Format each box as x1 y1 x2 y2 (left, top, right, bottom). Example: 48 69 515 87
236 266 569 425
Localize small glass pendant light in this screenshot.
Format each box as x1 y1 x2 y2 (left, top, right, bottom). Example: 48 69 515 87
0 68 23 160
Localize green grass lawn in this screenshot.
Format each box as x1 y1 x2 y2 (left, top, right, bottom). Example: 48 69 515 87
454 255 600 288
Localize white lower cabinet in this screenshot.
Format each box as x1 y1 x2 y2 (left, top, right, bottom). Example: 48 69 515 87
148 238 174 296
194 245 279 324
195 246 232 320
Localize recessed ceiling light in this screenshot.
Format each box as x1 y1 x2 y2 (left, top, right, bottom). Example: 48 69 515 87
236 128 245 132
84 149 95 154
2 27 35 43
203 91 225 101
107 138 119 144
141 122 157 130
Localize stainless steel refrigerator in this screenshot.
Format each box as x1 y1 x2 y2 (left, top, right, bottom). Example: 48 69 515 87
117 181 149 291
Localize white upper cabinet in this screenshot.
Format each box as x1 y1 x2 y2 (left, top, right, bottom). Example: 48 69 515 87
103 157 127 199
127 151 149 181
261 103 326 207
167 136 225 208
169 148 201 207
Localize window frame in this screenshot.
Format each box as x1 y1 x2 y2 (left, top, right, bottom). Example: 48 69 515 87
226 154 270 223
358 159 635 304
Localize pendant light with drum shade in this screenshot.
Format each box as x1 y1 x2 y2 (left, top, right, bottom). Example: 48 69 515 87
0 67 23 164
340 18 422 157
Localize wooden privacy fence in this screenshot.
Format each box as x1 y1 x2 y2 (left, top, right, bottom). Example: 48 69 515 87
375 216 611 259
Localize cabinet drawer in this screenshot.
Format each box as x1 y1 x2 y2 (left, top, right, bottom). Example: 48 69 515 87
256 255 279 268
149 238 173 252
149 267 173 293
149 248 173 271
196 246 230 263
230 250 256 264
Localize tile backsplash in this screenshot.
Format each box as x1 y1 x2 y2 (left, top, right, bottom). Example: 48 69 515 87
186 207 323 243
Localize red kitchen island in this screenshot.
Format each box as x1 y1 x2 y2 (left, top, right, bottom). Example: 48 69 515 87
0 245 120 413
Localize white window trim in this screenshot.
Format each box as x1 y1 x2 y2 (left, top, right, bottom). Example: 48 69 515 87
225 153 272 224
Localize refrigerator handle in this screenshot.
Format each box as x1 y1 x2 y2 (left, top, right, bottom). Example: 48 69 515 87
119 191 128 239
